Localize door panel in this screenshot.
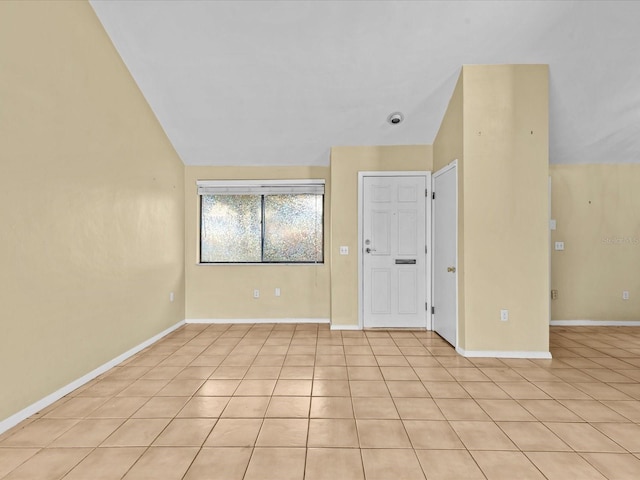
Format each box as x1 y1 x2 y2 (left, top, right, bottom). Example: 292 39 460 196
371 269 391 314
398 211 417 255
363 175 426 328
432 164 457 346
398 270 418 314
398 185 417 203
372 184 391 202
371 210 391 255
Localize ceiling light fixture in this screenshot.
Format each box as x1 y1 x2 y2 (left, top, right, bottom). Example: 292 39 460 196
387 112 404 125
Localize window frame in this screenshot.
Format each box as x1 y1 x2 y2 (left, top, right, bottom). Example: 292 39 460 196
196 179 325 266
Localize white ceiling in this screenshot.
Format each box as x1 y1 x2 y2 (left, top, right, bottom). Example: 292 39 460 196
90 0 640 167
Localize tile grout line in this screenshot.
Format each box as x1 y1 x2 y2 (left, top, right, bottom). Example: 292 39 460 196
4 325 640 479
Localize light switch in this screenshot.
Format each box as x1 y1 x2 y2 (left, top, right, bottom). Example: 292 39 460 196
550 219 557 230
339 246 349 255
555 241 564 251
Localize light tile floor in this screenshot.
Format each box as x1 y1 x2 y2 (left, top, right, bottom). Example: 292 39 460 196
1 324 640 479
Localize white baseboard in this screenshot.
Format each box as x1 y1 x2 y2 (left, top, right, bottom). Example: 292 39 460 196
330 324 361 331
185 318 330 324
456 347 552 359
550 319 640 326
0 320 185 436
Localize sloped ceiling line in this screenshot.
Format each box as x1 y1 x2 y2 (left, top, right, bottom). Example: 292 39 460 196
90 0 640 166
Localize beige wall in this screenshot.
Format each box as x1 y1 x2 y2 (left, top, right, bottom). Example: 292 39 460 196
551 164 640 321
185 166 331 320
461 65 549 353
0 1 185 421
434 72 464 172
186 147 433 327
0 3 576 424
330 145 432 327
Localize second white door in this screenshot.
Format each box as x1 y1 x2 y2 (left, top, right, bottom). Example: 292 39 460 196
432 162 457 346
363 175 428 328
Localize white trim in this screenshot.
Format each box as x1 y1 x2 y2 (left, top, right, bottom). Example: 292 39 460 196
357 171 431 331
197 179 325 187
357 173 364 330
196 262 325 267
431 160 458 345
456 346 552 359
330 324 361 331
0 320 185 436
196 179 325 264
432 160 458 177
425 173 433 331
185 318 330 324
548 175 552 325
196 179 325 195
550 320 640 326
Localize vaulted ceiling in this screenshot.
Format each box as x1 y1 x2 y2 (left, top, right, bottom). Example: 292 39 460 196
90 0 640 167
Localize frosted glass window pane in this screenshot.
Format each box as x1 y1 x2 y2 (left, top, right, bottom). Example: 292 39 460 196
263 194 323 262
200 195 261 262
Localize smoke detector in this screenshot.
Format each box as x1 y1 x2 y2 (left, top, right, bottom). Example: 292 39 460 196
387 112 404 125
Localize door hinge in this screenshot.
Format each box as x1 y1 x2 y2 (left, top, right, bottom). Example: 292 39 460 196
425 245 428 254
425 302 428 311
425 189 429 197
431 306 435 314
432 191 435 200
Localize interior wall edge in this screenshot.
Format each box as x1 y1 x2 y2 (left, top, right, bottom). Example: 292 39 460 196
550 320 640 326
184 318 330 324
456 347 552 359
0 320 186 436
329 324 362 331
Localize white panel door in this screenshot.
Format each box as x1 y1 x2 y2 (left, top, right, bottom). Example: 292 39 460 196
432 163 457 346
363 175 426 328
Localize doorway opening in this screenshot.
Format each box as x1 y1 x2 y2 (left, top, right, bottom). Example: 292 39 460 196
358 172 431 330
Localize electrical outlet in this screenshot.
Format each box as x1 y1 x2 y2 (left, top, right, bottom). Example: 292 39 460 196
253 289 260 299
551 289 558 300
623 291 630 300
500 309 509 322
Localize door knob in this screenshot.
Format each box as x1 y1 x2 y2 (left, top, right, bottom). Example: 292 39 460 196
447 266 456 273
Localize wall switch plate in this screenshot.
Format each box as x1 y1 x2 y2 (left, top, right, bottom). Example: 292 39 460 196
253 289 260 299
500 309 509 321
169 292 174 302
339 246 349 255
555 241 564 251
550 219 557 230
275 288 281 297
623 291 630 300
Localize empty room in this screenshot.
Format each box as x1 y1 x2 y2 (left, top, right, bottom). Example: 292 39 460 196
1 1 639 479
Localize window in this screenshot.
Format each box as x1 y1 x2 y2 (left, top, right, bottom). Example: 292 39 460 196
197 180 324 264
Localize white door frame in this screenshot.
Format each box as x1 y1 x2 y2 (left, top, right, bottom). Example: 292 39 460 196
431 160 458 344
548 175 552 325
358 171 432 330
